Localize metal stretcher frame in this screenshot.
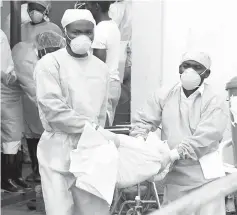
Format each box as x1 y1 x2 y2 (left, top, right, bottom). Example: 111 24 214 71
105 125 162 215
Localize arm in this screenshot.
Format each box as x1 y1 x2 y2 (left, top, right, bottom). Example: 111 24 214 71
1 30 17 85
91 24 107 63
130 89 164 139
34 55 92 133
12 45 37 104
175 98 228 161
98 72 110 127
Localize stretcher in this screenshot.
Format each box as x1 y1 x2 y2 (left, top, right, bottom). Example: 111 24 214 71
107 127 237 215
106 125 163 215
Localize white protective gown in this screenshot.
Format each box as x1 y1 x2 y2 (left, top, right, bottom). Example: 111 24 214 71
21 21 63 43
12 42 44 139
34 48 110 215
131 83 228 215
1 29 23 154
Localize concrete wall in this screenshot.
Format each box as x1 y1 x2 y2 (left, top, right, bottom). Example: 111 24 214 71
131 0 163 118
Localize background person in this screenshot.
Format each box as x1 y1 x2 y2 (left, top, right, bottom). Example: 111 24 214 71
12 31 66 183
21 0 62 43
86 1 121 126
1 29 30 193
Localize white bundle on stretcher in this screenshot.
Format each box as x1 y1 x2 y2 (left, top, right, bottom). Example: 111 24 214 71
69 122 170 205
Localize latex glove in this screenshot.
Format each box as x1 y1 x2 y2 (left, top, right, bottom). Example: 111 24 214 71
158 149 180 174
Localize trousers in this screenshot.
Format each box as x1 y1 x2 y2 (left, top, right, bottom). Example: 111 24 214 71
39 163 110 215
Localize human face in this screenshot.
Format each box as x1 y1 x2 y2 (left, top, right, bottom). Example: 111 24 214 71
179 60 209 78
65 20 94 42
28 3 46 14
28 3 46 23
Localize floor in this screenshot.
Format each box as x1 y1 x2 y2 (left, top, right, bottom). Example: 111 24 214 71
1 164 44 215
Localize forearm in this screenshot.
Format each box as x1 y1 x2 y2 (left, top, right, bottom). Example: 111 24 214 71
175 107 228 160
38 98 92 134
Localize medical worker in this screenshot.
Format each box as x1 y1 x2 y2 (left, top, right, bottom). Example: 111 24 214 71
34 9 110 215
1 29 31 193
131 52 228 215
86 1 121 126
21 0 62 42
11 31 66 183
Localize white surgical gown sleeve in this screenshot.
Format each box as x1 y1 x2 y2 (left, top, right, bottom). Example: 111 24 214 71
0 29 17 85
12 43 37 104
177 98 228 160
98 73 110 127
34 55 92 134
130 88 166 139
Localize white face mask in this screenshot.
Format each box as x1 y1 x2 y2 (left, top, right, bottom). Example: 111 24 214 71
181 68 206 90
67 34 92 55
29 10 44 24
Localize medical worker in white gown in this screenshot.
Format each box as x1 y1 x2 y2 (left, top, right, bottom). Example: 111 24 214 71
131 52 228 215
34 9 110 215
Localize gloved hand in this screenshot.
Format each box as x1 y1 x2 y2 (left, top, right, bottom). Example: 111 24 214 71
158 149 180 174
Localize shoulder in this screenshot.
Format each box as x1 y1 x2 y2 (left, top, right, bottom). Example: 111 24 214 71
0 29 8 44
47 22 62 32
203 84 227 109
90 55 109 74
96 20 119 33
35 49 62 72
12 42 33 58
153 83 181 101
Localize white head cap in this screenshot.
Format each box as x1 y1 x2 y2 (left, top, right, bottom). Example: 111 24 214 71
181 51 211 69
61 9 96 29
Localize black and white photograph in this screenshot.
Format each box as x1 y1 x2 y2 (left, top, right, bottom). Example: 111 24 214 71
0 0 237 215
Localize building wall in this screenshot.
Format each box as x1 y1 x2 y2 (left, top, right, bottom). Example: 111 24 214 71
131 0 235 164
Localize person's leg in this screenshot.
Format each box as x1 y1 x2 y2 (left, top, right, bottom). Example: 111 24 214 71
39 163 74 215
26 138 41 182
1 152 25 193
14 149 31 189
22 137 31 164
107 80 122 126
71 186 110 215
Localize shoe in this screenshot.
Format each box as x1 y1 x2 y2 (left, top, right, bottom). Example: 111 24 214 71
1 179 25 193
14 177 32 190
1 154 25 193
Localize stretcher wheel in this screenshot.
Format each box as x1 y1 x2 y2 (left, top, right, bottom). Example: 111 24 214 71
126 208 142 215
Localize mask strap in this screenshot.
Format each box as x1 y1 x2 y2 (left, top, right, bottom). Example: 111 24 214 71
199 68 207 76
64 28 72 41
